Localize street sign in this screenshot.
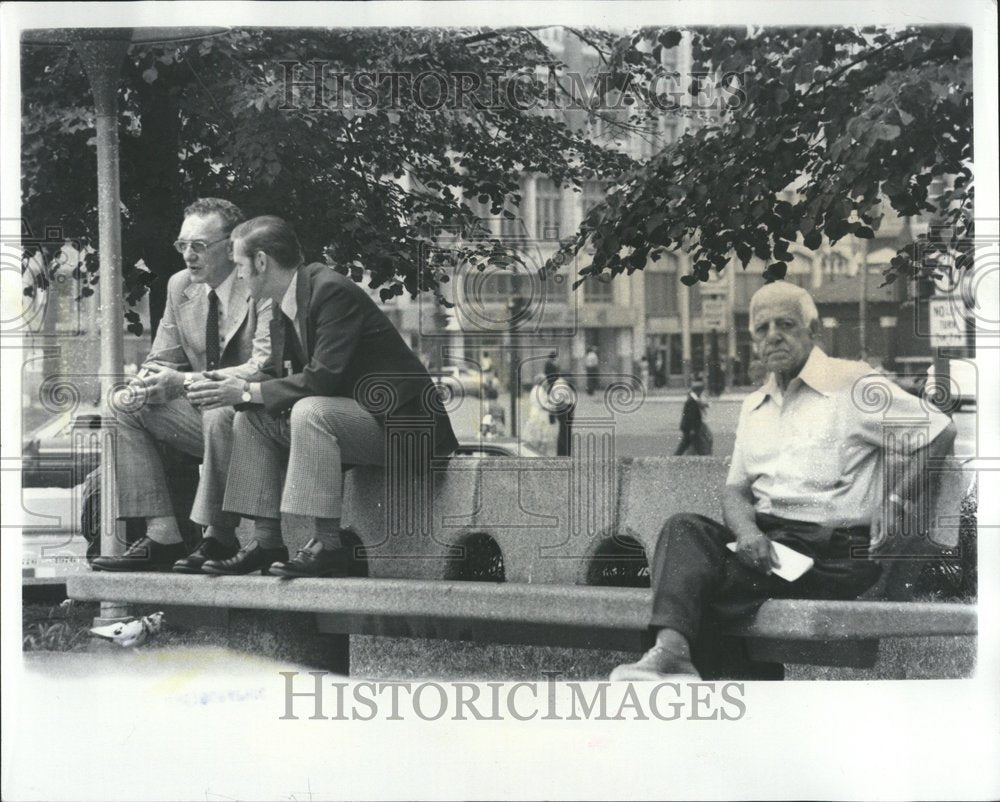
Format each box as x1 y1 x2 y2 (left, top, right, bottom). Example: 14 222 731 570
702 297 727 330
928 297 967 348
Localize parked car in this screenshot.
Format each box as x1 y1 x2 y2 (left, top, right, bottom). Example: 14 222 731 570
926 359 977 409
892 356 934 398
453 438 544 458
22 404 102 488
435 365 484 398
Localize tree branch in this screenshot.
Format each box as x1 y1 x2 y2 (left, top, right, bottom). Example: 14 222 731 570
803 30 924 97
564 27 610 64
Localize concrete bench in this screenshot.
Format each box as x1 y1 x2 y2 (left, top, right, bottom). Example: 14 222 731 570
66 573 976 674
67 453 977 678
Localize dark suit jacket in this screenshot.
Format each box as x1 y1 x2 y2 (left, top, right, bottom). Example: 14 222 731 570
680 394 703 435
259 263 458 458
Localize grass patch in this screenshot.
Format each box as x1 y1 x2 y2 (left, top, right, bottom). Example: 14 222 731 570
23 599 100 652
349 635 638 681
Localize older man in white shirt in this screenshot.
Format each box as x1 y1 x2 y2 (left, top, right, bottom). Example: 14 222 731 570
611 281 956 680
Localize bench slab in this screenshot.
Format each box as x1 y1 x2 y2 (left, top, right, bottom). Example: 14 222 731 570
67 573 976 646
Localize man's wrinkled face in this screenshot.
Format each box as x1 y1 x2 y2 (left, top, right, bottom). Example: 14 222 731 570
175 213 233 288
751 296 816 380
232 238 264 299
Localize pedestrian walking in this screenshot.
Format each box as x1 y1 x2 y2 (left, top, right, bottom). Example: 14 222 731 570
548 374 576 457
674 380 712 455
523 374 557 454
543 350 560 390
584 346 599 395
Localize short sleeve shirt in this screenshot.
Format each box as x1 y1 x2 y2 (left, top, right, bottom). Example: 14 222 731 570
726 347 951 528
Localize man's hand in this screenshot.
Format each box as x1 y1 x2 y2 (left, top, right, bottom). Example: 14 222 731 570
131 364 186 404
732 530 778 574
186 371 245 410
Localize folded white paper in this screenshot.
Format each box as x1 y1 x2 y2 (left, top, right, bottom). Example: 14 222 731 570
727 540 815 582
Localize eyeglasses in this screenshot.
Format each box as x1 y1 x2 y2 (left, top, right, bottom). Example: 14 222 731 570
173 236 229 255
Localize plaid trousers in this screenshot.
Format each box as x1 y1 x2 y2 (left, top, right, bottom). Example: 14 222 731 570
114 398 238 528
222 397 386 521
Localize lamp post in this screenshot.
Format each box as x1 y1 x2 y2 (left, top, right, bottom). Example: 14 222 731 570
507 293 525 438
857 237 869 361
24 27 226 622
880 315 898 372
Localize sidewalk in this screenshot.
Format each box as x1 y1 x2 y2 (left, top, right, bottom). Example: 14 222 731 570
590 386 753 402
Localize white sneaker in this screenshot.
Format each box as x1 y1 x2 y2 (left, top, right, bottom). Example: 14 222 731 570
609 644 701 682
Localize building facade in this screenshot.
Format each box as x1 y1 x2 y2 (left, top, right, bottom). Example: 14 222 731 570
376 28 968 389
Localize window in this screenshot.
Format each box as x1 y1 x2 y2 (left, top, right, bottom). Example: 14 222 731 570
734 272 767 308
535 179 562 241
662 118 680 146
581 180 608 216
689 283 702 316
638 125 659 160
500 212 526 242
538 26 564 44
473 268 530 303
645 271 679 317
582 274 614 303
822 252 850 276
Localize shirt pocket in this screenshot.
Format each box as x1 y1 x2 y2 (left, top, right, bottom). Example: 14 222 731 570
784 409 845 491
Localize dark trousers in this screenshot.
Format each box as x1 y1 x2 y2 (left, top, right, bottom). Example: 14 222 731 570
650 513 881 647
674 429 710 456
555 410 573 457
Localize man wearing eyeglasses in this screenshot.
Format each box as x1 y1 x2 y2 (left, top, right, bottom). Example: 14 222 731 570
91 198 273 573
186 215 458 578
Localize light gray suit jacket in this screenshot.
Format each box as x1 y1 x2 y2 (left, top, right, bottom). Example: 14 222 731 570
144 268 272 380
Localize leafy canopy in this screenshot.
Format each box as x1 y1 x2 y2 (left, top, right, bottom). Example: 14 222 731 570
21 26 633 324
21 25 973 329
548 25 973 290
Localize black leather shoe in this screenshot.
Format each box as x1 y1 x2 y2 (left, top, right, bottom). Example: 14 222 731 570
173 537 240 574
268 540 349 578
202 541 289 575
91 537 187 572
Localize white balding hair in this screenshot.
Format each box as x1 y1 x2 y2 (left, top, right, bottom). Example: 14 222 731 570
748 281 819 332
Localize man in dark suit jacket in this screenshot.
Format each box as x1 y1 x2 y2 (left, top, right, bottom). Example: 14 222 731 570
91 198 272 573
674 380 710 455
192 215 458 577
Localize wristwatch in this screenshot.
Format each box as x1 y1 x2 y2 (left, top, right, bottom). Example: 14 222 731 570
240 381 252 404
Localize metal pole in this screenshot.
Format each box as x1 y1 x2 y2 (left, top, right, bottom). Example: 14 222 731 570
679 280 692 384
507 294 523 438
858 238 869 361
72 31 131 622
726 263 737 388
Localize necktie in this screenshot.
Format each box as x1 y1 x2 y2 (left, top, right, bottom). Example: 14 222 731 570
283 312 305 373
206 290 220 370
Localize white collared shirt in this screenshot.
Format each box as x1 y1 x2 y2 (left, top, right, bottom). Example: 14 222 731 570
725 346 950 528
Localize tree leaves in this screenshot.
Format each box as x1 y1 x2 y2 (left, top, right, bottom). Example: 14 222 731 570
23 27 638 310
546 25 972 288
21 24 973 309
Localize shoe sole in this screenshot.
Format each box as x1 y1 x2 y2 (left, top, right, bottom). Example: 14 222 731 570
267 567 345 578
609 667 701 682
201 565 272 576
